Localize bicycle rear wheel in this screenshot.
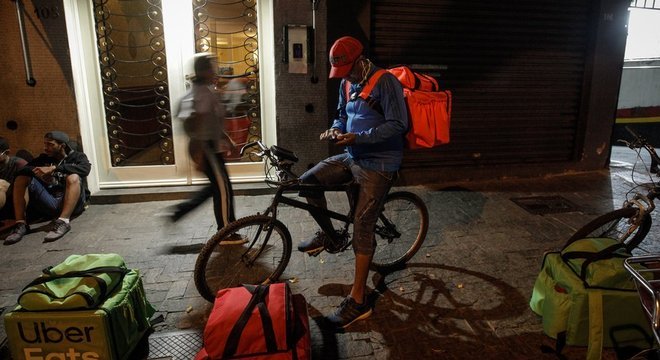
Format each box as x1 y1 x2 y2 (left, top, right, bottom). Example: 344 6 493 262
567 207 652 252
194 215 292 302
371 191 429 270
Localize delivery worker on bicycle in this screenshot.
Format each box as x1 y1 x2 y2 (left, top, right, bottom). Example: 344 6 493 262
297 36 408 328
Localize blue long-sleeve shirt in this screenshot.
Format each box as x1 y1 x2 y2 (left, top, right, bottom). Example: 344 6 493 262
332 67 408 172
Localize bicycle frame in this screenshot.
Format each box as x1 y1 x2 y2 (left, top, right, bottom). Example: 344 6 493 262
239 140 406 255
268 185 352 224
260 180 356 252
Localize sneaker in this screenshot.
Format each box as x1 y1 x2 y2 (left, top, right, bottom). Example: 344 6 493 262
44 219 71 242
4 223 29 245
326 296 373 329
170 208 185 223
297 231 327 253
154 206 183 222
220 233 248 245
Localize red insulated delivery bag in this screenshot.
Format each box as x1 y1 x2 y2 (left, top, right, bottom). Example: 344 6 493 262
402 87 451 148
195 283 311 360
345 65 452 149
387 65 439 92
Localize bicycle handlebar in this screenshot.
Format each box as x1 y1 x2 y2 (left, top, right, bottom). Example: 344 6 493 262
240 141 267 156
240 140 299 182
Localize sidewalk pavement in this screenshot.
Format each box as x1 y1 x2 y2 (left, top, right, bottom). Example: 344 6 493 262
0 153 659 359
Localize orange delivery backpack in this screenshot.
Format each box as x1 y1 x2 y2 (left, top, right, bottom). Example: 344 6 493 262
345 65 452 149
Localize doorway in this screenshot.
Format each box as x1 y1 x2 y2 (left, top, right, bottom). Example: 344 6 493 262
63 0 276 191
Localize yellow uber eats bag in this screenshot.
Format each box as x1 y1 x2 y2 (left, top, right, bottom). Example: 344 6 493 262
529 238 652 360
4 254 155 360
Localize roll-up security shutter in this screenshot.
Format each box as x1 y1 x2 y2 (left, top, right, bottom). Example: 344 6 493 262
371 0 591 167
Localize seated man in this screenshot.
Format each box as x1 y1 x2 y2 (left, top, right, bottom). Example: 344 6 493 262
0 137 28 221
297 36 408 328
3 131 91 245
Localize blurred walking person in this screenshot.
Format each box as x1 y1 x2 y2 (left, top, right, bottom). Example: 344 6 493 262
171 53 240 240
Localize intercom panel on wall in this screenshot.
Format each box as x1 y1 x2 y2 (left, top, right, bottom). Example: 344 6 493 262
283 25 313 74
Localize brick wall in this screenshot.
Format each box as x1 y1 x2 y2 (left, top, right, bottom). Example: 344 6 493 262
0 0 80 158
1 0 330 174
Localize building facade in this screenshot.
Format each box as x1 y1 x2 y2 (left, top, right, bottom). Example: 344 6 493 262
0 0 634 193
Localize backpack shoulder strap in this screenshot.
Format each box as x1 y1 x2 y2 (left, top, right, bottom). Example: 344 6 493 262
358 69 388 99
343 79 351 103
345 69 389 101
344 69 389 116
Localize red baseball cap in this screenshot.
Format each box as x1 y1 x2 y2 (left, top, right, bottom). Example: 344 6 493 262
328 36 363 79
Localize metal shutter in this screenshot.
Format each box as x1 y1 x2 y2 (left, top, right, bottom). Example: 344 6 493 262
371 0 591 168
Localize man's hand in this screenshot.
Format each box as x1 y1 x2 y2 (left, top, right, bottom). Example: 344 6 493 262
33 165 55 179
335 133 356 146
319 128 342 141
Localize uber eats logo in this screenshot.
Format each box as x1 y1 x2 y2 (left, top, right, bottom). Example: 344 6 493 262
16 321 100 360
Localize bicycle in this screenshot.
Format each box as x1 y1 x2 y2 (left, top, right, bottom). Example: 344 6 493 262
566 126 659 251
194 141 430 302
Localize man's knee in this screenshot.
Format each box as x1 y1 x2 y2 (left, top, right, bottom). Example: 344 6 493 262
298 172 324 199
65 174 82 195
13 175 31 198
65 174 81 186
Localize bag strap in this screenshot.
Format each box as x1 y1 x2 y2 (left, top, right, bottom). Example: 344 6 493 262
357 69 387 100
344 69 388 117
560 242 627 282
586 292 604 360
540 331 568 359
415 72 439 92
22 266 130 291
256 296 278 352
223 284 277 358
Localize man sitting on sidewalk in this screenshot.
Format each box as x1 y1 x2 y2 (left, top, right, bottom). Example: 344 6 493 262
3 131 91 245
0 137 28 221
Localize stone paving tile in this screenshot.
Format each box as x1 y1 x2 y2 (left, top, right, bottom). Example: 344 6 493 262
0 163 659 359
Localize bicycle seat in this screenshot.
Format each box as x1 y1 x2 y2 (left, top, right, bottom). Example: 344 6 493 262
271 145 298 163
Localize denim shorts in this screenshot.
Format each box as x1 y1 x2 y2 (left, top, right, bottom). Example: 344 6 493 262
300 153 396 255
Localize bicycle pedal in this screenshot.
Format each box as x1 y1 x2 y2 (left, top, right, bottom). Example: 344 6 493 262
307 248 324 257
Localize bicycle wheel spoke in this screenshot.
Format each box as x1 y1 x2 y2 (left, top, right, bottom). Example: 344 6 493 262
372 192 428 269
590 217 632 241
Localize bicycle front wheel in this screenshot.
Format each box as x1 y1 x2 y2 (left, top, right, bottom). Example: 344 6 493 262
194 215 292 302
371 191 429 270
567 207 652 252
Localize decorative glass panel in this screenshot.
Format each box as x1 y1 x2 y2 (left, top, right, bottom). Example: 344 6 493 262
193 0 261 162
93 0 174 166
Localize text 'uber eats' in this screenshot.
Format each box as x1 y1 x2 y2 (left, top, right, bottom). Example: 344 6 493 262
16 321 100 360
